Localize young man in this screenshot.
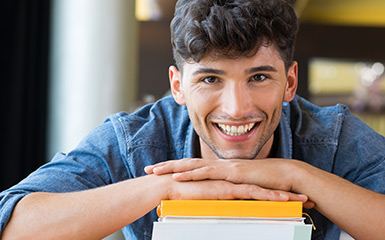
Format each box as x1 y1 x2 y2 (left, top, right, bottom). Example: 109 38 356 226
1 0 385 239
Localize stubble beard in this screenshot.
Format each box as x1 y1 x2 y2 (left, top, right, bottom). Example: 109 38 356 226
199 116 277 160
199 108 282 160
201 128 272 160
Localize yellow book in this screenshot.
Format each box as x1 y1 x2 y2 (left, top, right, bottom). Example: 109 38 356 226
157 200 303 219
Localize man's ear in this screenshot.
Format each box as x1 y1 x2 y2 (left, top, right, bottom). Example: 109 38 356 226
169 65 186 105
283 61 298 102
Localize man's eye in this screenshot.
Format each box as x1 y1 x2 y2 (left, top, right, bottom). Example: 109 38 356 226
250 74 268 82
202 76 219 84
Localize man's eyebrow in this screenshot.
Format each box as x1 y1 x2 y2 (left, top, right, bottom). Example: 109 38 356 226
245 66 278 74
192 68 226 76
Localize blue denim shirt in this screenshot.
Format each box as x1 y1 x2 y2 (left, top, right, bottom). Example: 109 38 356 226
1 95 385 239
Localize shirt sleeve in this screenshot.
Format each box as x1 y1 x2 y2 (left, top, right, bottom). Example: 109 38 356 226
0 116 130 234
334 110 385 194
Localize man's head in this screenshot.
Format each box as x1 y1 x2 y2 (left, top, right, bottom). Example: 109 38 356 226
169 0 298 160
171 0 299 72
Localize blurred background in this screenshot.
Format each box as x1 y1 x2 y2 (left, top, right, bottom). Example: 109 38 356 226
1 0 384 239
1 0 385 211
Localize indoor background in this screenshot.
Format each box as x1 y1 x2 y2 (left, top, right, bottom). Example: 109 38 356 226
1 1 385 238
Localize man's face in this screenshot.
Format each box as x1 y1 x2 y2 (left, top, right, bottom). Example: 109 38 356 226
169 44 297 159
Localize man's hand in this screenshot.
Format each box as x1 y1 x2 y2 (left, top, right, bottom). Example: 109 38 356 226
146 158 300 190
146 159 313 206
147 158 385 240
162 174 308 203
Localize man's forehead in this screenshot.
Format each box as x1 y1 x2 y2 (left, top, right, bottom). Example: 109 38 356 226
183 44 284 73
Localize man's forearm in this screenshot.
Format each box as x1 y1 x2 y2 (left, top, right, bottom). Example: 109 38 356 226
1 174 169 240
293 163 385 240
1 170 289 239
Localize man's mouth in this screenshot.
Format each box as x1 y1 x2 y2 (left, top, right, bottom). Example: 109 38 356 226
217 123 256 136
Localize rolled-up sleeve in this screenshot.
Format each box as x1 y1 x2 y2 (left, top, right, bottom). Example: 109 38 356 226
0 114 130 234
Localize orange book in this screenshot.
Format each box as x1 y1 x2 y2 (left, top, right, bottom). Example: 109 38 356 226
157 200 303 219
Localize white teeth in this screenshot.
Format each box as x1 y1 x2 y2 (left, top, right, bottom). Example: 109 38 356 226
217 123 256 136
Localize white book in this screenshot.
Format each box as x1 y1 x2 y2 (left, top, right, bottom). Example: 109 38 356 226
152 216 313 240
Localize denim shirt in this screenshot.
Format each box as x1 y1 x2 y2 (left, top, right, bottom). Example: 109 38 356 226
1 95 385 239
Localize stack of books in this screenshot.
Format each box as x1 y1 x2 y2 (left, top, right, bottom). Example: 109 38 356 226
152 200 313 240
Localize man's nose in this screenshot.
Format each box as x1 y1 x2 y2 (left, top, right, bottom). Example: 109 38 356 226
221 83 253 119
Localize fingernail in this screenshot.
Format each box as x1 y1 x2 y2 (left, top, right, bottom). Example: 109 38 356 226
144 165 152 171
153 166 164 174
173 173 182 178
297 194 308 201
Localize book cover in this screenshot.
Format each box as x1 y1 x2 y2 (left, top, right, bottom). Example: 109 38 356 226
157 200 303 218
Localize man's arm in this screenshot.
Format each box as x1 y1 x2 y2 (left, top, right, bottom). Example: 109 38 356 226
294 160 385 239
145 158 385 239
1 170 307 240
1 174 165 240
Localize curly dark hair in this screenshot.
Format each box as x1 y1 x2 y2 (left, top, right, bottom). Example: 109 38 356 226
171 0 299 71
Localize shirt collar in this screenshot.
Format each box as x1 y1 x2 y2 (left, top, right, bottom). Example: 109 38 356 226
274 113 293 159
184 122 199 158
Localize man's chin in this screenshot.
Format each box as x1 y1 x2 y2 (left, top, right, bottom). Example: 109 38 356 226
214 150 259 160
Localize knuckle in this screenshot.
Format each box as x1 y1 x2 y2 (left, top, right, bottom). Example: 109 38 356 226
247 185 272 200
228 162 244 174
245 184 261 194
232 184 255 199
185 158 201 167
189 158 201 163
202 166 215 173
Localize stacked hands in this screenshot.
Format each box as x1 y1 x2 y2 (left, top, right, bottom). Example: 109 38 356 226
144 158 316 209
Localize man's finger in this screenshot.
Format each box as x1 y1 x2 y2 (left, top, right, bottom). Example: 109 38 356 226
152 159 208 175
172 165 227 181
144 159 183 174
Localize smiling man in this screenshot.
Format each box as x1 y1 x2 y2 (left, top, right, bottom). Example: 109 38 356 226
1 0 385 239
168 44 297 160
